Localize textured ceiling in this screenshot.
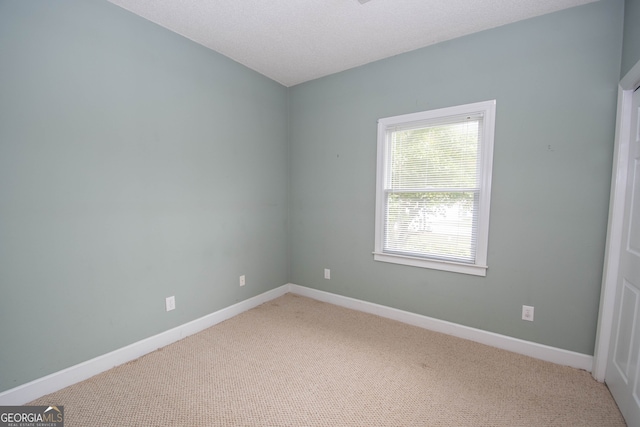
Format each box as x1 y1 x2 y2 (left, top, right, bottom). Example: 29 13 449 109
107 0 598 87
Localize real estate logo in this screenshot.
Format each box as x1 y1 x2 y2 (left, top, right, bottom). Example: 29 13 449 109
0 406 64 427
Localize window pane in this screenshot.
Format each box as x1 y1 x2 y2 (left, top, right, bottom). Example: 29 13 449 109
384 191 477 263
389 120 479 190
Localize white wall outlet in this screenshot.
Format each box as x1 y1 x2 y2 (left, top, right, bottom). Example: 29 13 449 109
522 305 534 321
165 296 175 312
239 275 246 287
324 268 330 280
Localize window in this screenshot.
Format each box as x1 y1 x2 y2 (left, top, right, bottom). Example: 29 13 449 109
374 100 496 276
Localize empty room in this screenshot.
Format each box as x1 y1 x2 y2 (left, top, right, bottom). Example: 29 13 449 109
1 0 640 425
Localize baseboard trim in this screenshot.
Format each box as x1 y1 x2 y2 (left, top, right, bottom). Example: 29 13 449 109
1 282 593 405
287 284 593 372
0 285 289 405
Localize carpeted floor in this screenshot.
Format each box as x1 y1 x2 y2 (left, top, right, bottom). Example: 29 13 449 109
30 294 626 426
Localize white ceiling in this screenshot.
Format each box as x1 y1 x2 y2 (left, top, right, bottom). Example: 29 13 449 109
107 0 598 87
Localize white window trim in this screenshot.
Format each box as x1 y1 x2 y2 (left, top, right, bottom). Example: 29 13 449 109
373 100 496 276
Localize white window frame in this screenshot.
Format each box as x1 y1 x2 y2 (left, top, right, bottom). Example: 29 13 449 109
373 100 496 276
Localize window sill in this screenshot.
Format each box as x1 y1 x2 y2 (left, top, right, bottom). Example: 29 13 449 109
373 252 487 277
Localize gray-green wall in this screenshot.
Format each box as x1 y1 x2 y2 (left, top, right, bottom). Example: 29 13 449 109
622 0 640 77
0 0 288 393
289 0 624 355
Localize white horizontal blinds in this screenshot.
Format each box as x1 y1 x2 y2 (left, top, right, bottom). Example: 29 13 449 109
383 114 482 263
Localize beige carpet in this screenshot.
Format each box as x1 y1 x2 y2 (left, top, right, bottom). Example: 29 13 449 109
30 294 625 426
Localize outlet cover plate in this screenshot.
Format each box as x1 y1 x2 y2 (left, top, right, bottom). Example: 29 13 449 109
166 296 175 312
522 305 534 321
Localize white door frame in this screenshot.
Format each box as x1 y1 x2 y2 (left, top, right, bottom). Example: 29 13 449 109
594 59 640 382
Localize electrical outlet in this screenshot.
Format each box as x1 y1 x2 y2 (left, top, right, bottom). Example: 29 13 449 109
324 268 330 280
239 275 246 287
522 305 534 321
166 296 175 312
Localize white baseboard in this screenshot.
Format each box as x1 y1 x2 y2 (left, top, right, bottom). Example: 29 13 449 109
1 282 592 405
0 285 289 406
287 284 593 372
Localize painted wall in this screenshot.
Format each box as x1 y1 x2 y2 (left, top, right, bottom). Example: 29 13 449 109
622 0 640 77
289 0 624 355
0 0 288 393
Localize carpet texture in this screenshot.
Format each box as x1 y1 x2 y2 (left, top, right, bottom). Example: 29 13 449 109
30 294 626 426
